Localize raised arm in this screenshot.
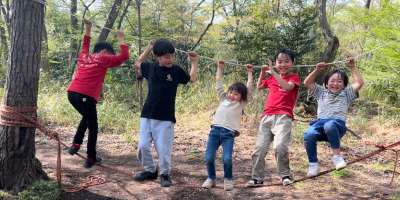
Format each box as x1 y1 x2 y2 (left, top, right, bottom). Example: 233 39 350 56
188 51 199 82
246 64 254 100
97 31 130 68
303 62 327 91
84 19 91 37
346 57 364 92
216 60 224 82
257 60 273 90
270 65 296 91
79 19 92 57
134 41 154 78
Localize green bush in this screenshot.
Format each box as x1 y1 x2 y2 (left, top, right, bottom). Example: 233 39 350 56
18 181 60 200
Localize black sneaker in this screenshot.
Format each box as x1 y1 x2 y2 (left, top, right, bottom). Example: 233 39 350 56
160 174 172 187
245 179 264 187
84 157 102 168
68 144 80 155
133 170 158 182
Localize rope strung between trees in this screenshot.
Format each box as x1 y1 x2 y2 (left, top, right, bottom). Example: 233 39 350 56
0 105 62 185
62 6 386 70
0 105 138 192
0 105 398 191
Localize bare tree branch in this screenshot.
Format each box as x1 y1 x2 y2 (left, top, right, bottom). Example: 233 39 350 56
117 0 132 30
184 0 206 46
191 0 216 50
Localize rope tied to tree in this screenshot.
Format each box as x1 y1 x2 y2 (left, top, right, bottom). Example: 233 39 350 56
0 105 62 186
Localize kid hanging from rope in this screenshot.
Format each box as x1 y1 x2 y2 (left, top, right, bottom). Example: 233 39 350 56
246 48 301 187
133 39 199 187
201 60 254 191
303 57 364 177
67 19 130 168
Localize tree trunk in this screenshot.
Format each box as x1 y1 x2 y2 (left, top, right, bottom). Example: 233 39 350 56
365 0 372 9
69 0 78 67
135 0 144 109
0 0 47 192
97 0 123 42
117 0 132 30
41 20 49 72
317 0 339 62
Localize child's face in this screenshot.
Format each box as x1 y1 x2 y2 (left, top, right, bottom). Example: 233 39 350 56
327 73 345 93
157 53 175 68
275 53 294 75
227 90 242 102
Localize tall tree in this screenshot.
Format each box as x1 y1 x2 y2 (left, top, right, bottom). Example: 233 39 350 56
69 0 79 66
0 0 47 192
135 0 144 108
317 0 339 62
97 0 123 42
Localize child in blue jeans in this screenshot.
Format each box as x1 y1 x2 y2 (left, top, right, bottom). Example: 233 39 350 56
303 57 364 177
201 60 254 191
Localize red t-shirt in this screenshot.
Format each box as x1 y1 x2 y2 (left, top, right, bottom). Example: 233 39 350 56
261 73 300 118
67 35 130 102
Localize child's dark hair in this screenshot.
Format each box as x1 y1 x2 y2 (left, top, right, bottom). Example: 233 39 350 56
93 42 115 55
323 69 349 88
274 48 295 63
153 39 175 57
228 82 248 102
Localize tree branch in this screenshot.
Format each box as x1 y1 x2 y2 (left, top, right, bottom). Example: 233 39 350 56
191 0 215 50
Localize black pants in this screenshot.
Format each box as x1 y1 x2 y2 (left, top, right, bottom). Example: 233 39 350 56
68 91 98 159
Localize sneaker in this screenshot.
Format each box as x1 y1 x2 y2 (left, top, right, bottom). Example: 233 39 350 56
331 155 347 170
307 162 320 177
282 176 293 186
224 179 234 191
84 157 102 168
160 174 172 187
133 170 158 182
245 179 263 187
201 178 216 189
68 144 80 155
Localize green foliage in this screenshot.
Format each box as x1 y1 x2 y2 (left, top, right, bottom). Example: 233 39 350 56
226 0 319 65
331 169 349 178
334 1 400 114
17 180 60 200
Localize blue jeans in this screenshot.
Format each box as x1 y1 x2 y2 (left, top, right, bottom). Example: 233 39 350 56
205 126 235 180
303 119 346 163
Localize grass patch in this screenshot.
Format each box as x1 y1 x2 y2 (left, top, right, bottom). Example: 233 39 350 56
17 180 60 200
331 169 349 179
0 190 15 200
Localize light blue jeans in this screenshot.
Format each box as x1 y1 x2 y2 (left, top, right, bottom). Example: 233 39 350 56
137 118 175 175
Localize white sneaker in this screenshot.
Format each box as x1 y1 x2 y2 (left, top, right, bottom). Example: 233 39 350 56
201 178 216 189
307 162 320 177
331 155 347 170
224 179 234 191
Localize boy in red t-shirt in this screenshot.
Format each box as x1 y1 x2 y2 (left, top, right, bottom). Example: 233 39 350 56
246 49 300 187
67 19 130 168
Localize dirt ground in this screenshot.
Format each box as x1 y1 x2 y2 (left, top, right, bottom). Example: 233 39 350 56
35 114 400 200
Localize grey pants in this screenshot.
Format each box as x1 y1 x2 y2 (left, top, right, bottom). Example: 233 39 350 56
251 114 293 180
137 118 175 175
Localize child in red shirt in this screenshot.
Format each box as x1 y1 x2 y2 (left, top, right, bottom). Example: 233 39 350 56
67 19 130 168
247 49 300 187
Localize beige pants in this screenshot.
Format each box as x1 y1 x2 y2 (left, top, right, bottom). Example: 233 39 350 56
251 114 293 180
